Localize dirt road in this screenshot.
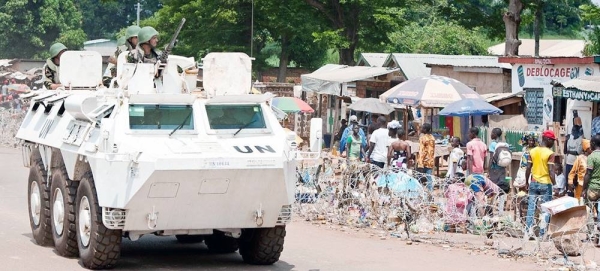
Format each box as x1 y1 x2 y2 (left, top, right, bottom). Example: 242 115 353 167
0 146 546 270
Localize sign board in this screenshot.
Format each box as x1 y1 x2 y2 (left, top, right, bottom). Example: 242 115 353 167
553 87 600 102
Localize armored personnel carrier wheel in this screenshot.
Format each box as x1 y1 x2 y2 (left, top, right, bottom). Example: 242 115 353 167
175 235 204 244
204 231 239 253
239 226 286 265
50 166 79 257
76 172 122 269
28 157 53 246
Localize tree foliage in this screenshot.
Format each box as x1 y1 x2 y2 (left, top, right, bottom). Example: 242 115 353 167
0 0 87 59
151 0 328 75
80 0 162 40
387 22 489 55
581 4 600 56
304 0 408 65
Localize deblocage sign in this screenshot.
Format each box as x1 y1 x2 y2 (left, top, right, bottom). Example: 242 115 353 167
513 64 597 90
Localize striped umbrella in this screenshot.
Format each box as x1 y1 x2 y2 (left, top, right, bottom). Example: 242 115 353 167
271 97 314 113
383 75 482 108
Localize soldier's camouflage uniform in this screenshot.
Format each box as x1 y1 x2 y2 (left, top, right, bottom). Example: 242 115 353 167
103 41 136 87
110 41 135 77
127 46 162 64
42 59 59 90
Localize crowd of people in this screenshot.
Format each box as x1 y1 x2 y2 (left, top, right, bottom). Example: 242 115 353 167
0 79 25 110
332 113 600 239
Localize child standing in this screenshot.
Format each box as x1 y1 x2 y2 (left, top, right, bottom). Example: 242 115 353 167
553 166 566 198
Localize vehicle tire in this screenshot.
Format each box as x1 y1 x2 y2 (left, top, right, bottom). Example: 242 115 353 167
76 172 122 269
50 166 79 257
239 226 286 265
28 156 53 246
204 231 239 253
175 235 204 244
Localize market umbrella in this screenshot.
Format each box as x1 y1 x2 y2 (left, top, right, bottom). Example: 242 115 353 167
7 84 30 93
271 97 314 113
382 75 482 108
348 97 395 115
438 98 503 116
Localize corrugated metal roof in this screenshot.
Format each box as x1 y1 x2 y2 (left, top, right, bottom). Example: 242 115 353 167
481 91 524 103
301 66 398 96
84 47 114 57
357 53 389 67
488 39 585 57
84 39 112 45
562 76 600 92
313 64 347 73
0 59 16 68
383 54 508 80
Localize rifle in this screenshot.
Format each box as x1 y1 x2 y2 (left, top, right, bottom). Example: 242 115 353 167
157 18 186 72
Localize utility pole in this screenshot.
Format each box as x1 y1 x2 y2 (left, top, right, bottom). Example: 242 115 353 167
136 2 142 26
250 0 254 57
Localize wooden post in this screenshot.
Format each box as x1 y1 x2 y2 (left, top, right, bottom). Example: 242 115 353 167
330 96 340 151
404 107 409 140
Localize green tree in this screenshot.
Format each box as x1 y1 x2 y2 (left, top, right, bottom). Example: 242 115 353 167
150 0 253 60
85 0 163 39
153 0 328 78
439 0 507 40
388 22 489 55
0 0 87 59
303 0 407 65
257 0 328 81
581 4 600 55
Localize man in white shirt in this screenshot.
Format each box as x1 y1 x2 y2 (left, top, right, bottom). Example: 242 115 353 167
366 116 390 168
447 137 464 179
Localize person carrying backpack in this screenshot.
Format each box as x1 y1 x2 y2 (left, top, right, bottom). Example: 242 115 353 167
489 128 511 193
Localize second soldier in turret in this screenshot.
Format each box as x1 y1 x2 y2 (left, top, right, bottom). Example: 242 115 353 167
127 26 161 64
109 25 140 66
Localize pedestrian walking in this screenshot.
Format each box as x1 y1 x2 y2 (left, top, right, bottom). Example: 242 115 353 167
567 139 590 199
466 127 487 175
583 135 600 224
525 130 557 239
417 123 435 190
366 116 390 168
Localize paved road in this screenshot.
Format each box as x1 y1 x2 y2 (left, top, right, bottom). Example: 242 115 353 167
0 147 543 271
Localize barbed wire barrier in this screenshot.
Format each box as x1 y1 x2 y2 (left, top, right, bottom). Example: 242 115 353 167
295 157 600 270
0 108 24 148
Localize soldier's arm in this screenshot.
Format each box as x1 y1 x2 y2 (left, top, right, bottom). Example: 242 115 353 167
42 65 61 90
108 46 123 65
126 52 137 64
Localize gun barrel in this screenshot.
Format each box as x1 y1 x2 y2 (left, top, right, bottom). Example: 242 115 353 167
159 18 186 64
166 18 186 53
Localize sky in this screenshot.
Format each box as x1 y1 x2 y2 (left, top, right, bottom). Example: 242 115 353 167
594 0 600 6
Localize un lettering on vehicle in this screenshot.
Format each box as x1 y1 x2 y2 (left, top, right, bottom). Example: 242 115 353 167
233 145 276 154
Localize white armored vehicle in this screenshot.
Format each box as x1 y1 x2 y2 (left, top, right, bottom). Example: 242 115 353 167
16 50 321 269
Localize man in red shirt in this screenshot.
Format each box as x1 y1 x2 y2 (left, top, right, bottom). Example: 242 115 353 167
466 127 487 175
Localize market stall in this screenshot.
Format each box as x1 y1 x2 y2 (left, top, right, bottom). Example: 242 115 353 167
380 75 487 175
380 75 484 143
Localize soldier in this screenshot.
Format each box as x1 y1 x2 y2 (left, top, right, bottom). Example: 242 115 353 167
102 36 128 87
127 26 161 64
108 25 140 66
42 43 67 90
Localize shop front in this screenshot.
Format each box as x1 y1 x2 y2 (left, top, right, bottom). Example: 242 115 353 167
556 76 600 139
499 56 600 133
